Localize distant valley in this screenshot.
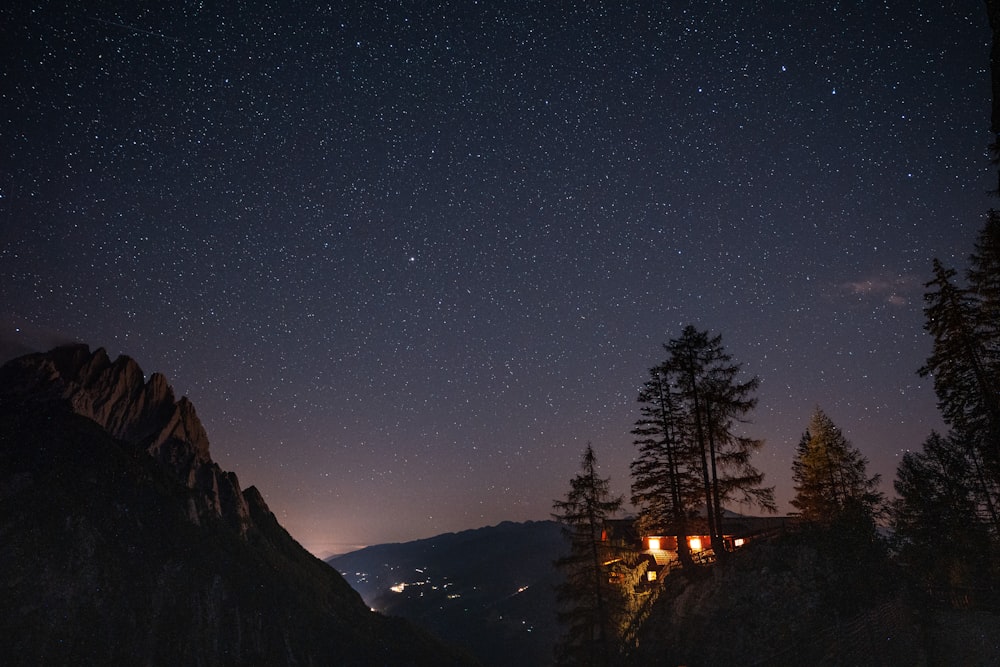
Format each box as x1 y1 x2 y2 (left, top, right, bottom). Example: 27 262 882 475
330 520 567 667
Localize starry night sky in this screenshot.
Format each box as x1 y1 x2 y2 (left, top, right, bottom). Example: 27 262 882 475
1 1 993 556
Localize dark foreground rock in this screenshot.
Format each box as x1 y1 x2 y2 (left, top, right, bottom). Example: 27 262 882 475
0 344 476 666
626 532 1000 666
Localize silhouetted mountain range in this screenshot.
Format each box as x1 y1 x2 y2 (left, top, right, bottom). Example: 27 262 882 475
0 344 475 666
329 520 567 667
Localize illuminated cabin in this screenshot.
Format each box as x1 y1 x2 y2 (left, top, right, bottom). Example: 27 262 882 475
640 511 796 577
598 513 794 585
642 533 739 568
599 518 658 583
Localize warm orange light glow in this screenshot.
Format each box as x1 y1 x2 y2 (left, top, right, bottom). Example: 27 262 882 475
647 570 657 582
688 537 702 550
734 538 745 548
648 538 661 550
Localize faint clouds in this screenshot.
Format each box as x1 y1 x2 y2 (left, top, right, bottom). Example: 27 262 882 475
839 273 920 306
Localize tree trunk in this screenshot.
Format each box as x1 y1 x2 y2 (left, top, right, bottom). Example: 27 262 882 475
706 400 726 561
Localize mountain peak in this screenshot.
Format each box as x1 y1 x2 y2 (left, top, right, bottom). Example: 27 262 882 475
0 344 475 665
0 344 241 528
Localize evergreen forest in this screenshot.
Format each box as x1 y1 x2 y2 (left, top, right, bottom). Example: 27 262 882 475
552 215 1000 666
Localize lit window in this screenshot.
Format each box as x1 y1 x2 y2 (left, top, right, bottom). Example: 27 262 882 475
648 538 661 551
734 538 745 548
689 537 702 551
647 570 657 582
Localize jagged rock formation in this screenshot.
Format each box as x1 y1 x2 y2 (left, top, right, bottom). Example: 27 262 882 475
0 344 476 666
0 344 250 530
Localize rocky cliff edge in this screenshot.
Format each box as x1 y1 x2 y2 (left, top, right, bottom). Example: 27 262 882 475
0 344 252 531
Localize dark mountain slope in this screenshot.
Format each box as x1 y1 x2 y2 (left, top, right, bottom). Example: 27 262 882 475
625 530 1000 666
330 520 567 667
0 344 475 666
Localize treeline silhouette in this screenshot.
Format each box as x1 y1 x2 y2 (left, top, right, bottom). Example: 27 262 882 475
551 215 1000 666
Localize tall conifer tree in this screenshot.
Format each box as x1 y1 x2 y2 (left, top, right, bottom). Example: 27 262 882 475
630 362 697 567
968 210 1000 341
892 214 1000 599
631 327 774 562
667 327 775 557
893 432 998 597
791 407 883 525
921 258 1000 480
968 211 1000 465
552 445 625 667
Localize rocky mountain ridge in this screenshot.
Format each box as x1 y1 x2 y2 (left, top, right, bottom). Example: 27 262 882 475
0 344 475 666
1 344 252 530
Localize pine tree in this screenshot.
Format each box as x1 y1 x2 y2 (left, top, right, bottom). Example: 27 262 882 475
968 211 1000 464
921 258 1000 482
552 444 625 667
899 16 1000 603
893 218 1000 602
892 432 998 598
790 407 884 526
630 327 774 562
667 327 775 557
968 210 1000 343
630 362 697 567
